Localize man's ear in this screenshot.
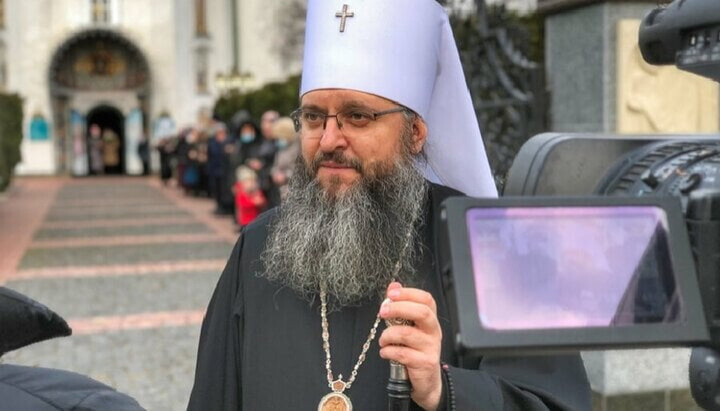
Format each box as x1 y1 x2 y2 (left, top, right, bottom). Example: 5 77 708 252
410 117 428 155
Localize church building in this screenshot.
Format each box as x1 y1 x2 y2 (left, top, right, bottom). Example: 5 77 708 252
7 0 301 176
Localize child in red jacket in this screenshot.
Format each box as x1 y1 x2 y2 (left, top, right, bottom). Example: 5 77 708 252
233 166 267 227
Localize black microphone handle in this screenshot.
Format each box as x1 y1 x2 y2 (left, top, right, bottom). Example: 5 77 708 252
387 361 412 411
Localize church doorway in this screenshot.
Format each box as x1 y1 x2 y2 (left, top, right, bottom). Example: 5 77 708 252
87 105 125 175
48 29 151 176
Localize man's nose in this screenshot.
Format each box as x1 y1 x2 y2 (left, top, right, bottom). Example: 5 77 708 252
318 116 349 152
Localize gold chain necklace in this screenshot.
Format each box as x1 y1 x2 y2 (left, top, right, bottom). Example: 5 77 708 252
317 225 417 411
317 286 382 411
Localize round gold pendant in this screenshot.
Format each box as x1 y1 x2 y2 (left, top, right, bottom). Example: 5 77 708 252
318 391 353 411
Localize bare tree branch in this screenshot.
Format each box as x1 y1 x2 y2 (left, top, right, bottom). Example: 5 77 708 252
272 0 307 66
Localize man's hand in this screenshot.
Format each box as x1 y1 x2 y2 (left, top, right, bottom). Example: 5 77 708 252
379 282 442 410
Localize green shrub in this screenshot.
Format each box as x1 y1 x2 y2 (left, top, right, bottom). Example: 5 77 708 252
214 75 301 124
0 93 23 192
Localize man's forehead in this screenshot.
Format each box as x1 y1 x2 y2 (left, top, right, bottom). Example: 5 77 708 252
301 89 398 109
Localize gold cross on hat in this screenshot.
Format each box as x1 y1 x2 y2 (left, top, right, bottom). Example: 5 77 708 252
335 4 354 33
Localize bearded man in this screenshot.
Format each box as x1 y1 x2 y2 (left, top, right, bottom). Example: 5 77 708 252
188 1 591 410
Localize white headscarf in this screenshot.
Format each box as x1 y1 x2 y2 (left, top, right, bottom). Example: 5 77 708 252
300 0 497 198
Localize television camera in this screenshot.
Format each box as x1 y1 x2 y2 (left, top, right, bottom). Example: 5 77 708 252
440 1 720 409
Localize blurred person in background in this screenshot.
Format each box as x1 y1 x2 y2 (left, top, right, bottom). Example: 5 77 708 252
235 120 263 168
175 128 192 191
229 119 261 222
269 116 299 205
88 124 104 175
182 129 201 195
157 134 176 186
229 110 251 138
102 129 121 174
138 135 151 176
197 130 210 197
232 119 268 209
207 123 234 215
260 110 279 141
233 166 267 229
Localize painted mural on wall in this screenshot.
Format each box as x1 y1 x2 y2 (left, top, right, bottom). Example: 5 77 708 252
51 34 149 92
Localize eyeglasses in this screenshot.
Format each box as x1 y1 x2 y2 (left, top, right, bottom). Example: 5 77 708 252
290 106 409 139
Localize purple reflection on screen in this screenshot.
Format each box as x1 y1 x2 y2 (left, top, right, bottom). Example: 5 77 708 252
466 206 682 330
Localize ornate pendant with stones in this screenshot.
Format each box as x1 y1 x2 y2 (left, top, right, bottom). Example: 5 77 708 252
318 378 353 411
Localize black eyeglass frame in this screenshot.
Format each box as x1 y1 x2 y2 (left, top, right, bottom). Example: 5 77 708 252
290 106 410 132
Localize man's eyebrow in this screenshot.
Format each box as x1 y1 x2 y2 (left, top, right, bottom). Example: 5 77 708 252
339 100 372 111
299 104 327 113
300 100 374 112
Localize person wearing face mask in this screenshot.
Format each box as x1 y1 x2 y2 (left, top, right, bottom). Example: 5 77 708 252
229 120 265 221
239 127 256 144
234 120 262 167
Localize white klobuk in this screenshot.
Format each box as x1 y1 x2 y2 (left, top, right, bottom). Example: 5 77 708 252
300 0 498 198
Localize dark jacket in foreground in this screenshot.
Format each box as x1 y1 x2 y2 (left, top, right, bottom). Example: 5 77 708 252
0 364 144 411
188 183 592 410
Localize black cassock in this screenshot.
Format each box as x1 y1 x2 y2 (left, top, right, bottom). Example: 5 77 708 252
188 183 592 411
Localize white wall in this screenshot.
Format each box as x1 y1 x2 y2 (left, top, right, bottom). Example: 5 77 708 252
9 0 56 174
122 0 178 124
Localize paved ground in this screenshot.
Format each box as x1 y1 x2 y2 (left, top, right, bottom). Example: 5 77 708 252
0 176 237 410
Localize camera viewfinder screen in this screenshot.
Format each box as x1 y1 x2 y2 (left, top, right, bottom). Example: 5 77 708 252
466 206 683 330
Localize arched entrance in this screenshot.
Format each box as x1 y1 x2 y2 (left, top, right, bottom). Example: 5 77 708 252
87 105 125 175
48 29 151 176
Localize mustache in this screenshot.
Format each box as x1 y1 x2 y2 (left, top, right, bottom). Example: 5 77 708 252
311 151 363 174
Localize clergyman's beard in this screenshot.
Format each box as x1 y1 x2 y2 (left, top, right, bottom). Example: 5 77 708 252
260 149 428 308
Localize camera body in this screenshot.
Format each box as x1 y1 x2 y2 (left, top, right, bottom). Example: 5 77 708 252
506 133 720 336
439 1 720 407
460 1 720 408
639 0 720 82
503 132 720 409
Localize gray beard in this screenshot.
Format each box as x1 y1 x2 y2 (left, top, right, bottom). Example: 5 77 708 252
260 154 428 308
